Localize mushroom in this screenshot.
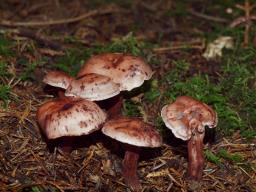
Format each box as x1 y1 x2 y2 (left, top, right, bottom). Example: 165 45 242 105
102 117 162 191
77 53 154 91
161 96 217 180
37 97 107 152
77 53 154 117
65 73 120 101
43 70 74 89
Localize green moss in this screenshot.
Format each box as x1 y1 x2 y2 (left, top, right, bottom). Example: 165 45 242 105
17 58 40 81
240 130 256 140
122 99 141 117
0 34 14 57
144 79 161 102
0 61 11 78
218 149 244 163
0 84 11 108
55 48 85 76
55 33 149 76
205 150 221 165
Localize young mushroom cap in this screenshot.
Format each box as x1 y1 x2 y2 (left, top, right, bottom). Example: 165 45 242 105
77 53 154 91
37 98 107 139
102 117 162 147
43 70 74 89
65 73 120 101
161 96 218 140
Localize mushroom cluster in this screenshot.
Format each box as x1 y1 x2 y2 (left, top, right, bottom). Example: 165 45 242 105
161 96 218 180
43 53 154 117
37 52 161 191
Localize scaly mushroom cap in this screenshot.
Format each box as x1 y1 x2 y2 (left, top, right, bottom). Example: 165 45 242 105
43 70 73 89
77 53 154 91
161 96 218 140
102 117 162 147
37 98 107 139
65 73 120 101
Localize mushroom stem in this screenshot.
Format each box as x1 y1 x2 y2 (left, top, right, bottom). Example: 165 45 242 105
97 95 123 118
58 136 75 153
107 95 123 118
58 90 66 99
187 120 205 180
122 145 141 191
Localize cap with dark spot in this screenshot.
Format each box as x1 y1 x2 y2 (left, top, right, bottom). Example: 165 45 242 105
161 96 218 140
43 70 74 89
102 117 162 147
37 98 107 139
65 73 120 101
77 53 154 91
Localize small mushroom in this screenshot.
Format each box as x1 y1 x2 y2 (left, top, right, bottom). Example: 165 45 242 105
102 117 162 191
161 96 217 180
37 97 107 151
65 73 120 101
43 70 74 89
77 53 154 91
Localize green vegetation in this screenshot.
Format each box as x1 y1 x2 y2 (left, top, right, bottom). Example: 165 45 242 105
55 33 148 76
55 48 85 76
0 34 14 57
218 149 244 163
205 150 221 165
0 60 11 77
144 79 161 102
0 84 11 107
205 148 244 165
122 99 141 117
19 61 39 81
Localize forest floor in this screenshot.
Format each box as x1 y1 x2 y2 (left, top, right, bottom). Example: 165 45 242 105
0 0 255 191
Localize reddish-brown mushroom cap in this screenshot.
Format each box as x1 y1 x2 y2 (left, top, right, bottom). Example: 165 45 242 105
161 96 217 140
37 98 107 139
65 73 121 101
43 70 74 89
77 53 154 91
102 117 162 147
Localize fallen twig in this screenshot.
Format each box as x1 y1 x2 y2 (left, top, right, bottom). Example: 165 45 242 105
0 5 122 27
153 39 205 53
188 9 228 23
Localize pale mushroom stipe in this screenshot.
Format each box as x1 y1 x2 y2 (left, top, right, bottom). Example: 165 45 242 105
161 96 217 180
102 117 162 191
